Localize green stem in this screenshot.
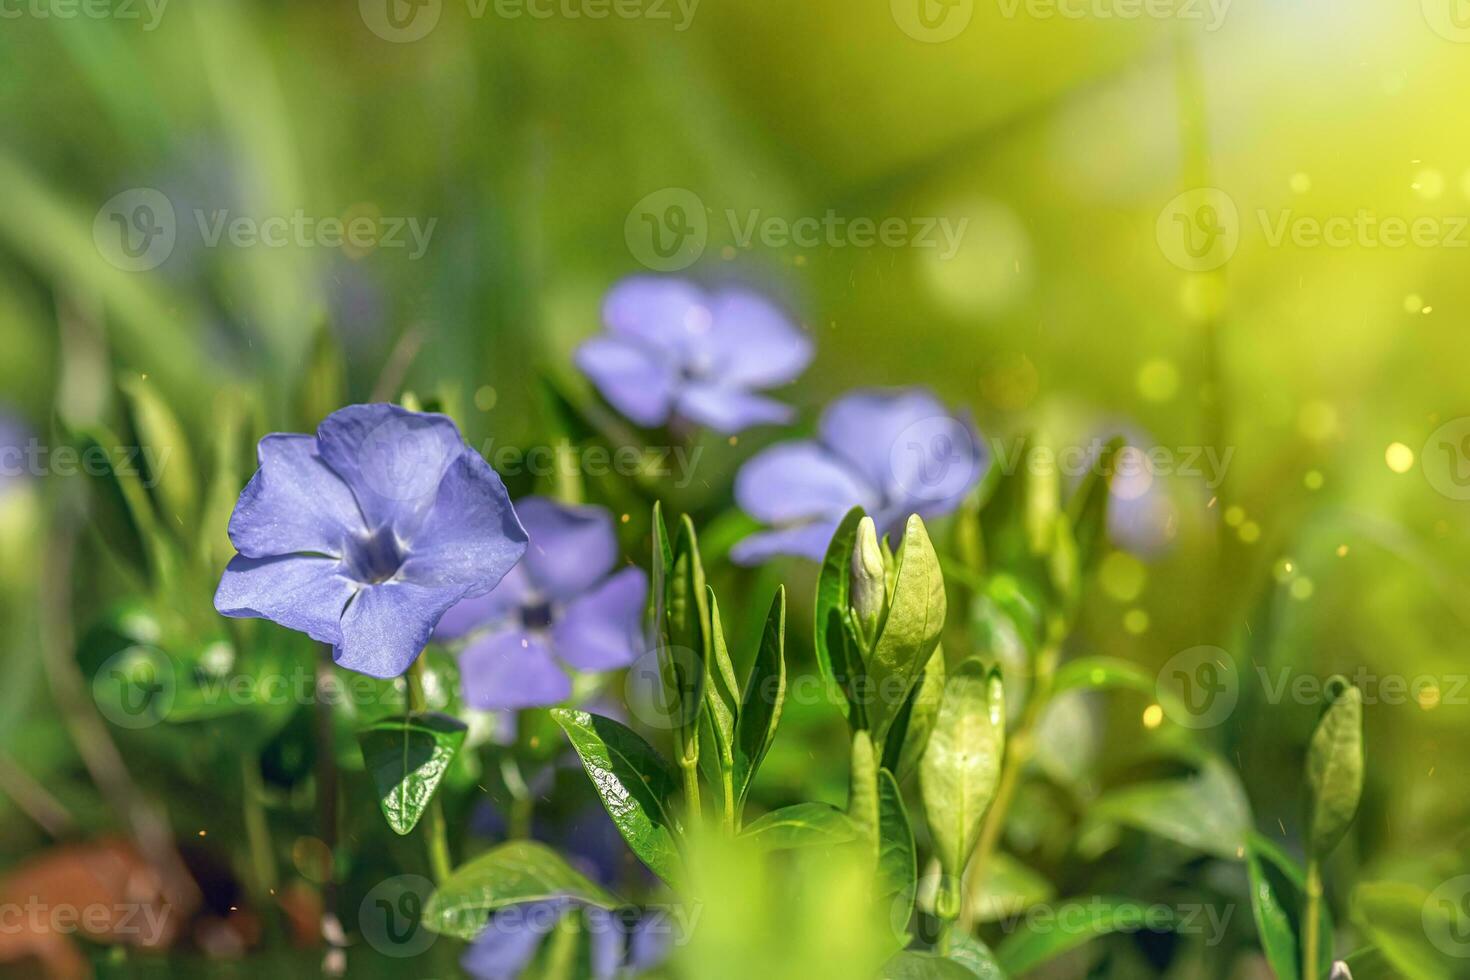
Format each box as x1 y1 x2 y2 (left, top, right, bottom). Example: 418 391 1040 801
721 768 736 835
501 757 535 840
407 655 454 884
680 757 702 829
1303 857 1323 980
960 641 1060 930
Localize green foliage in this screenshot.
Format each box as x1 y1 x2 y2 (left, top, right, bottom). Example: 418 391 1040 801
551 708 684 886
1306 676 1364 859
422 841 620 940
356 712 466 836
737 803 861 850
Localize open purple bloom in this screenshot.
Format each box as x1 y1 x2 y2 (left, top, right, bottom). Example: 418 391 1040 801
731 388 986 564
462 900 670 980
575 276 813 433
0 410 32 498
214 404 527 679
435 497 648 710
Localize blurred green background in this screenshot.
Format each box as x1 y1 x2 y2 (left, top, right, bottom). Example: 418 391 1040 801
1 0 1468 976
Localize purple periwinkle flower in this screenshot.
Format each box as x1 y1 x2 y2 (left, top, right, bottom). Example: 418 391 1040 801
0 410 33 498
731 388 986 563
214 404 527 678
462 900 669 980
575 276 813 434
435 497 648 711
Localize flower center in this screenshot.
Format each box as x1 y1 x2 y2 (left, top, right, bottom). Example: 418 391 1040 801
519 601 554 631
344 527 405 585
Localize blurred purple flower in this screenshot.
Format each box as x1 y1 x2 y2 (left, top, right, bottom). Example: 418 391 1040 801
731 388 986 563
575 277 813 433
0 411 33 498
436 497 648 710
462 900 669 980
1103 438 1178 558
215 404 527 678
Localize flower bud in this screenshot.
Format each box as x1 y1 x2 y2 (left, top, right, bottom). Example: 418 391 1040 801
850 516 886 642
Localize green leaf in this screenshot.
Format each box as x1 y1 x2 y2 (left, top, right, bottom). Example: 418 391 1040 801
1053 656 1155 697
1307 677 1364 858
1246 839 1301 980
732 587 787 818
946 935 1011 979
881 952 982 979
816 507 866 722
67 422 162 581
422 841 620 940
996 898 1174 974
119 373 198 536
698 589 738 809
885 645 946 783
551 708 683 886
738 802 861 851
920 660 1005 913
1087 756 1251 861
296 324 346 428
877 767 917 938
1352 881 1458 980
664 513 710 767
1249 832 1334 980
867 515 947 745
357 713 467 835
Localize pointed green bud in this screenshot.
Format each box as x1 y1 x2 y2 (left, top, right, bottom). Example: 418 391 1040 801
851 516 887 642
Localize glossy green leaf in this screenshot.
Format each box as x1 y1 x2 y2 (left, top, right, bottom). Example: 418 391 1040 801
920 659 1004 912
698 588 738 807
551 708 683 886
1307 677 1363 858
1249 832 1334 980
357 712 467 835
867 515 947 745
1246 839 1300 980
422 840 619 940
877 767 916 937
881 952 982 979
738 802 861 851
119 373 198 536
1088 756 1251 861
733 587 787 817
816 507 866 721
995 897 1172 974
1352 880 1458 980
885 645 946 782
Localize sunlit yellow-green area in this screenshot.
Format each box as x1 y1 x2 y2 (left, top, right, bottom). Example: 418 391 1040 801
1 1 1468 977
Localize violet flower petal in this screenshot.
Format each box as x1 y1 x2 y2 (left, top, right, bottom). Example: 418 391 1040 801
227 434 365 559
705 289 812 388
433 564 531 641
334 580 466 678
215 554 357 646
733 441 876 525
675 384 794 434
574 337 679 428
398 452 527 594
602 275 709 359
460 629 571 710
729 520 843 564
315 403 466 538
551 566 648 671
517 497 618 600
